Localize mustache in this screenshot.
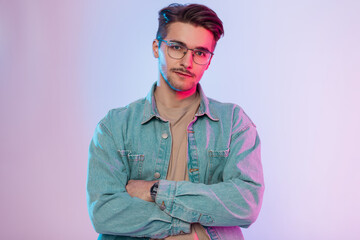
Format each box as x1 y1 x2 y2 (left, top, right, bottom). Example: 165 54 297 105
171 68 195 77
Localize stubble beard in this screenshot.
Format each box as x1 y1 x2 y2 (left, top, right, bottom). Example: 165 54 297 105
160 65 197 92
166 75 195 92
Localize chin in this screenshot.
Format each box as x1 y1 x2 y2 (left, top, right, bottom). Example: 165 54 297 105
171 81 196 92
174 84 195 92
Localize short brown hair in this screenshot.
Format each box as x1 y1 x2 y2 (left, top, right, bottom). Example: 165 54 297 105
156 3 224 44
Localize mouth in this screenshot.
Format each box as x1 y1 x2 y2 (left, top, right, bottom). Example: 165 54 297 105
173 70 194 78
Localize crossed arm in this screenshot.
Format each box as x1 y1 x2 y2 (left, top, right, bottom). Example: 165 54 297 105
126 179 157 202
87 120 264 238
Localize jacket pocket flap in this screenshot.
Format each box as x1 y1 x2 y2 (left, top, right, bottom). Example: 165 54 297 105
117 150 144 161
208 149 229 157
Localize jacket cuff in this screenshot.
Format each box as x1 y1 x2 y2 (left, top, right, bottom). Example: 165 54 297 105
155 180 177 213
155 180 191 235
170 218 191 235
155 180 213 225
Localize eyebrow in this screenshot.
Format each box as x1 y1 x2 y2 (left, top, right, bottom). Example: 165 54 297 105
168 40 211 52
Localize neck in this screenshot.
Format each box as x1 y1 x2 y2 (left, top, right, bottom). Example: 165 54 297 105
155 78 198 108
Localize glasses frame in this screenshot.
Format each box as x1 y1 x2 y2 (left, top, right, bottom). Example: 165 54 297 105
159 39 214 65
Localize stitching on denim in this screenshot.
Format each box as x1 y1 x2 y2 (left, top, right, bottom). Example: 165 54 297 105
128 154 145 178
99 121 123 156
196 213 214 225
154 132 162 179
165 123 173 176
203 215 214 225
155 139 162 178
127 154 145 161
239 121 256 132
117 150 131 157
231 123 255 141
170 181 177 214
187 117 201 182
192 133 200 182
213 228 221 240
206 227 221 240
208 149 230 157
99 122 113 137
207 149 229 183
117 150 145 178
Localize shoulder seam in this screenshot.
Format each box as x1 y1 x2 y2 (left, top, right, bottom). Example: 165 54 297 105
99 121 113 137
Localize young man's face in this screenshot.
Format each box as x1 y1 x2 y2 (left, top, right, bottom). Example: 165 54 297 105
153 22 215 92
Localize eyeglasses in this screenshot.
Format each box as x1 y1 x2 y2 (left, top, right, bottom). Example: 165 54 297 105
159 39 214 65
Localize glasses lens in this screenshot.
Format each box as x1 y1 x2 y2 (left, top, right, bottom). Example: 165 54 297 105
165 41 212 65
167 43 186 59
193 50 211 65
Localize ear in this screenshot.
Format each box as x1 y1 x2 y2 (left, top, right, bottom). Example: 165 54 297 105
152 39 160 58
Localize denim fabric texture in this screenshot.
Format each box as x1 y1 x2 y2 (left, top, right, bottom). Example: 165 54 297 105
87 83 264 240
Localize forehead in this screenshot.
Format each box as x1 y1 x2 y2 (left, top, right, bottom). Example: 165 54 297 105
166 22 215 50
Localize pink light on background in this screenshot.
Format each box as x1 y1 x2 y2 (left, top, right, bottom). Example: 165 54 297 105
0 1 91 238
1 1 359 239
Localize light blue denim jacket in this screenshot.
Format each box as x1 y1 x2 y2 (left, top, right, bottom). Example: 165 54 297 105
87 83 264 240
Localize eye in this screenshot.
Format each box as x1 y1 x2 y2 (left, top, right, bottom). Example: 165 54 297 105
169 44 184 51
194 50 208 58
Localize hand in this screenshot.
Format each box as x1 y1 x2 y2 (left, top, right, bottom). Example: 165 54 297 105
126 180 158 202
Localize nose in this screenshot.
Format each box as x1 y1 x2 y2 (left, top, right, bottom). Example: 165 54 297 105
180 50 194 69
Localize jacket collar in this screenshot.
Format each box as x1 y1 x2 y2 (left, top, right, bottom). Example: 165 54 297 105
141 82 219 124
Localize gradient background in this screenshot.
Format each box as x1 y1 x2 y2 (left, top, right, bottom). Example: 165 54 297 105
1 0 359 239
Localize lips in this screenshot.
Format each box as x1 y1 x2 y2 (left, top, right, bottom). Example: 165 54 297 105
172 69 194 77
175 72 192 77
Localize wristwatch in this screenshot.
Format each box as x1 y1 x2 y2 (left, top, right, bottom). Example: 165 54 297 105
150 182 159 201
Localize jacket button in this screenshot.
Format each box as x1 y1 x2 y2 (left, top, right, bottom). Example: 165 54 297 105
161 133 168 139
154 172 161 179
160 201 166 210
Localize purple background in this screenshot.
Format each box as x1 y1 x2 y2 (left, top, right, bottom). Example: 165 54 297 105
1 0 359 239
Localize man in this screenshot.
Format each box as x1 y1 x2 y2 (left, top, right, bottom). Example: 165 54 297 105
87 3 264 240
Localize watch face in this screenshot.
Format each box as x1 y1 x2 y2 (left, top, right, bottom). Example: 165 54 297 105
151 182 159 201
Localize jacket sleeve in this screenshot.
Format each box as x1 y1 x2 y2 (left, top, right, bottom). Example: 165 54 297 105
154 108 265 228
87 121 191 238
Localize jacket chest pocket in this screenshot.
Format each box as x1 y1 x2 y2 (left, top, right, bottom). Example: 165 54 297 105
118 150 145 179
207 149 229 184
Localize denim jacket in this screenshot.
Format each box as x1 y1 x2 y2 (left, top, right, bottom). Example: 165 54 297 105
87 83 264 240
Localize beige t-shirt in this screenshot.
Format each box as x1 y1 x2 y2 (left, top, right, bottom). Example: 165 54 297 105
155 92 210 240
